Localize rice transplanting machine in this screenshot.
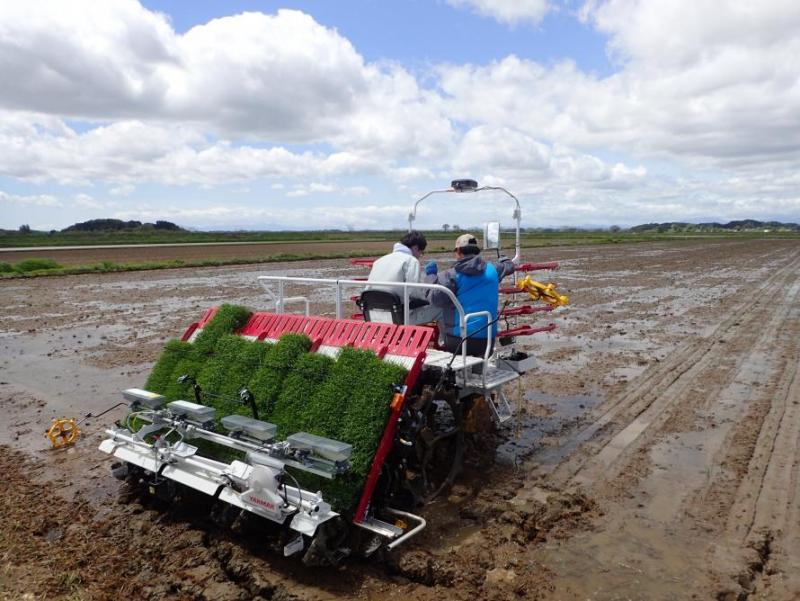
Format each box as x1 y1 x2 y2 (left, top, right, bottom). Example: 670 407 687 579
99 179 568 564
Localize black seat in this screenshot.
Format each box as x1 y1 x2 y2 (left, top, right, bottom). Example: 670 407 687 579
359 290 404 324
358 290 431 324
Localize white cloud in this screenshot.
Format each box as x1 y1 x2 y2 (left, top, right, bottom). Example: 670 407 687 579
286 182 371 198
0 2 453 157
441 1 800 171
0 115 388 186
109 184 135 196
452 125 647 190
1 1 799 228
0 190 60 207
72 193 106 210
447 0 552 25
112 202 410 230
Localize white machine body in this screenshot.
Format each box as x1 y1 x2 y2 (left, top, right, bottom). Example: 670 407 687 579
99 403 343 540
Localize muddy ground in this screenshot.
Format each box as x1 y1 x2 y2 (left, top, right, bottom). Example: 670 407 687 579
0 238 455 267
1 238 799 600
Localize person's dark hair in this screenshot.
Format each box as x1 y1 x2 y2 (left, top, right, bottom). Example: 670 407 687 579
401 230 427 252
459 244 480 256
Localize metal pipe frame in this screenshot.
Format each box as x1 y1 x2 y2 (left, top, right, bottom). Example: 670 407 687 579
120 414 343 480
385 508 427 550
101 429 331 522
406 185 523 263
257 276 489 373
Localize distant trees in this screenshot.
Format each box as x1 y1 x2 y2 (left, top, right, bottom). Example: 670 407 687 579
628 220 800 233
62 219 184 232
18 224 31 233
154 220 182 231
442 224 450 232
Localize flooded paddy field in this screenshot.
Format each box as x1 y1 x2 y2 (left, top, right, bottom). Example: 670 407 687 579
1 238 799 600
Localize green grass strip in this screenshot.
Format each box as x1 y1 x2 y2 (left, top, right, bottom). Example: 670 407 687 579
337 350 408 476
163 354 206 401
294 347 407 510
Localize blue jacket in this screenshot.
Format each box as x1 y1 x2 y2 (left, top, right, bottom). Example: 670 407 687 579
426 255 515 339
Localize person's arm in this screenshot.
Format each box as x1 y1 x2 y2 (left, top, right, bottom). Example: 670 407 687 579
404 257 425 299
494 256 516 281
425 268 457 308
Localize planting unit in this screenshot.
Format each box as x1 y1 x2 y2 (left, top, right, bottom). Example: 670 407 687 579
99 180 568 564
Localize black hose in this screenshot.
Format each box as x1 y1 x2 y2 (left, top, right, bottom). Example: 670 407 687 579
77 402 128 425
283 470 304 515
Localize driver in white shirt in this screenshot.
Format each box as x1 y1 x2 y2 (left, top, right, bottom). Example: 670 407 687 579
366 231 441 324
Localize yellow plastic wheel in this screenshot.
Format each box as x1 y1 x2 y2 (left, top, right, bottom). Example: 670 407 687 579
47 418 80 448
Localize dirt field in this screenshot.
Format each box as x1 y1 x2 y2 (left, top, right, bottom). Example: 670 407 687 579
0 239 455 267
1 238 799 600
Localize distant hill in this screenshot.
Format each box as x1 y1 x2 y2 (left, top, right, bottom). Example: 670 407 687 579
62 219 185 232
629 220 800 233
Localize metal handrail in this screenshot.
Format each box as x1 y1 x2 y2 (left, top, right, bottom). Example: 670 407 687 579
385 508 426 550
256 276 482 373
462 309 493 387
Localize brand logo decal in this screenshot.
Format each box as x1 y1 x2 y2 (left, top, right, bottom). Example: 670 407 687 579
248 495 275 511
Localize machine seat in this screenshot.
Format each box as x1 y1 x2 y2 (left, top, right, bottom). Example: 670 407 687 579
358 290 430 325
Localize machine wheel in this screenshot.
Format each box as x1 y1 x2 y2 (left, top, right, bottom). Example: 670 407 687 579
46 418 80 448
412 395 465 504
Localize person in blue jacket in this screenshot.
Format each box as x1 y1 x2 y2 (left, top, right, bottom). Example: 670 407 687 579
424 233 515 357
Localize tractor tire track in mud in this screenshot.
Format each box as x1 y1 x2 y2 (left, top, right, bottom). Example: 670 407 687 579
550 247 800 491
710 305 800 600
532 247 800 599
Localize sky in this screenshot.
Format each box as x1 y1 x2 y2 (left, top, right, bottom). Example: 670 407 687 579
1 0 799 231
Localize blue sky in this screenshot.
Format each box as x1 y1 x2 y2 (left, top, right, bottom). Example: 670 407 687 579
144 0 613 74
1 0 798 231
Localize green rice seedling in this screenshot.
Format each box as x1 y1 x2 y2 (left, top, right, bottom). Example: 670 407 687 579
270 352 334 438
144 339 193 394
276 348 406 511
298 347 407 505
193 304 252 355
337 353 407 476
133 312 407 512
248 333 311 416
302 347 404 445
197 334 270 419
163 353 208 401
289 470 361 512
15 258 62 272
0 262 13 273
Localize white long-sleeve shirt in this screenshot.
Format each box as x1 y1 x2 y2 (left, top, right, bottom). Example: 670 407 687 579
366 243 425 299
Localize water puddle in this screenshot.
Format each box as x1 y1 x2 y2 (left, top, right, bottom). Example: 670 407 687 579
496 392 603 466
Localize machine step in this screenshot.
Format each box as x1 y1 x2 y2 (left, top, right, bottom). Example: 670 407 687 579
423 348 484 370
487 390 514 424
457 365 520 391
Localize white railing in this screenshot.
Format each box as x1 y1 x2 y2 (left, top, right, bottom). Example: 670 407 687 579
256 276 496 372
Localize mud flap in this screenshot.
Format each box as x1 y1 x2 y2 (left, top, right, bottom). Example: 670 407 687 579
463 395 495 433
302 517 350 566
283 535 304 557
